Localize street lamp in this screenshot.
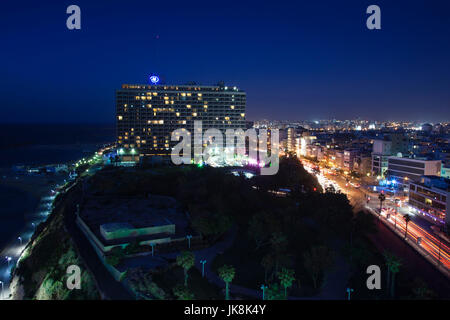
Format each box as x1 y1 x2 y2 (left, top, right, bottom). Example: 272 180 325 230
150 243 155 257
0 280 3 299
186 235 193 249
346 287 354 300
261 284 268 300
6 256 12 267
200 260 207 277
18 236 22 245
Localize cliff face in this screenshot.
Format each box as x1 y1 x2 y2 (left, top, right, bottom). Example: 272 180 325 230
10 183 100 300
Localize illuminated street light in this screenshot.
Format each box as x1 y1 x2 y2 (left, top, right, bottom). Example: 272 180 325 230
200 259 207 277
18 236 22 245
186 235 193 249
150 243 155 257
261 284 268 300
0 280 3 299
346 287 354 300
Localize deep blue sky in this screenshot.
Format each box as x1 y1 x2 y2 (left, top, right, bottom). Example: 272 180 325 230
1 0 449 123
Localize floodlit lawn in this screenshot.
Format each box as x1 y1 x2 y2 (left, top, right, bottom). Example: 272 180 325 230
152 265 223 300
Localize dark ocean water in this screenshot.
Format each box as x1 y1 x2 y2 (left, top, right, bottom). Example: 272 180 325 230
0 124 115 251
0 123 115 167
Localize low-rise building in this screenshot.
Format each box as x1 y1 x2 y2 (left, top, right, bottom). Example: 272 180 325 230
76 195 190 254
387 156 441 184
409 176 450 225
344 149 358 171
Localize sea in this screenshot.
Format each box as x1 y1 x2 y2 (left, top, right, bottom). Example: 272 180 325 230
0 124 115 253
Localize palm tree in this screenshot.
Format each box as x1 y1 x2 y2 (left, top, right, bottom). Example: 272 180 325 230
303 246 334 289
270 232 288 274
261 253 274 283
403 214 411 240
176 251 195 287
378 193 386 222
383 251 397 297
277 268 295 298
218 265 235 300
386 253 401 298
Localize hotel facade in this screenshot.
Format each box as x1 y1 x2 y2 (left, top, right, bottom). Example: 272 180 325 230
116 83 246 157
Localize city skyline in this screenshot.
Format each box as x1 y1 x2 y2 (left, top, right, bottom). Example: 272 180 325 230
1 0 450 123
1 1 450 306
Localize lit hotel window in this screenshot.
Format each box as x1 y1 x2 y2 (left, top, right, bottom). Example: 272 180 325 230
118 116 123 120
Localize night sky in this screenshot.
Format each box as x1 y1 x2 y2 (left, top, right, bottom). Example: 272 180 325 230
1 0 449 123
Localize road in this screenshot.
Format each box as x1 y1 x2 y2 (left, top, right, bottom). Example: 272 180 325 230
302 161 450 274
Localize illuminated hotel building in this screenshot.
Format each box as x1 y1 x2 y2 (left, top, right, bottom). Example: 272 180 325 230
116 83 246 157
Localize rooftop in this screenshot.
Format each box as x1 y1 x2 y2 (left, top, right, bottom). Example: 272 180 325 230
79 194 189 245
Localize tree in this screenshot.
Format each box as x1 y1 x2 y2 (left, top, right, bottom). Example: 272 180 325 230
266 283 285 300
173 284 195 300
105 247 125 267
176 251 195 287
303 246 335 289
277 268 295 298
270 232 288 274
248 214 268 250
218 265 235 300
403 214 411 240
261 253 275 283
378 193 386 221
384 251 401 298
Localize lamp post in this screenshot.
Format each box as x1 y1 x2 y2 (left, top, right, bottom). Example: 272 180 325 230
261 285 268 300
346 287 354 300
200 260 207 277
0 281 3 299
6 256 12 267
150 243 155 257
186 235 193 249
393 199 399 231
18 236 22 246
